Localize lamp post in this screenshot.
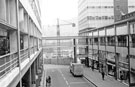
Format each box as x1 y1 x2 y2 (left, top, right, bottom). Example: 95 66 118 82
56 18 75 64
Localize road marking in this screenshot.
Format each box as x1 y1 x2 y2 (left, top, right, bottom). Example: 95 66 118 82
58 69 70 87
70 82 87 84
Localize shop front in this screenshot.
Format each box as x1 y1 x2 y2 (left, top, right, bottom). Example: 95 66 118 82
118 54 129 85
99 50 107 73
129 55 135 86
119 62 129 85
92 49 99 69
88 54 92 67
106 52 116 77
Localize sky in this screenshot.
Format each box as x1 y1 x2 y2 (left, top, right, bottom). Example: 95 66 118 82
39 0 79 37
40 0 79 26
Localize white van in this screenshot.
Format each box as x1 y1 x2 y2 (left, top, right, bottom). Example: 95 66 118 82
70 63 83 76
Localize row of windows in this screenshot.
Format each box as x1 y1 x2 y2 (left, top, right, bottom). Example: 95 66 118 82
87 6 113 9
79 5 135 16
87 35 135 47
87 16 114 20
88 5 135 9
79 16 114 24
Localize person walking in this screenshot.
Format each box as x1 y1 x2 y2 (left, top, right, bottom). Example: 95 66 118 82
46 76 48 86
48 76 51 86
91 65 94 71
101 71 105 80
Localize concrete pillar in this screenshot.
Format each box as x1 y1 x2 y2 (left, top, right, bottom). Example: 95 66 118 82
73 39 77 63
22 69 31 87
19 7 24 31
114 25 118 80
24 14 28 33
0 0 6 21
33 38 35 53
30 37 33 55
29 67 32 87
6 0 10 23
85 38 89 67
23 35 28 49
9 0 17 27
9 31 17 52
31 62 36 87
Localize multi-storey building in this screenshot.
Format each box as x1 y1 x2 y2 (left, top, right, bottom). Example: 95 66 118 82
79 11 135 86
0 0 42 87
78 0 135 31
78 0 135 86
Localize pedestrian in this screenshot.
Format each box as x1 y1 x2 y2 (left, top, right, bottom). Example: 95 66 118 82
48 76 51 86
91 65 94 71
46 77 48 86
101 71 105 80
120 71 123 82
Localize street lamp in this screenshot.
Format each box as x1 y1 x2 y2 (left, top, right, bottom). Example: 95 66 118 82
56 18 75 64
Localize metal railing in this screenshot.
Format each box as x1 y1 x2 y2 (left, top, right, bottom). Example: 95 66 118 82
30 47 34 55
0 47 38 79
0 52 18 79
20 48 29 62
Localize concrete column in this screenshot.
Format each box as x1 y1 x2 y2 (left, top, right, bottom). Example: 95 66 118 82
36 58 39 73
30 37 33 55
19 7 24 31
31 62 36 87
6 0 10 23
85 38 89 67
33 38 35 53
9 0 17 27
9 31 17 52
29 67 32 87
23 35 28 49
73 39 77 63
114 25 118 80
24 14 28 33
22 69 31 87
0 0 6 21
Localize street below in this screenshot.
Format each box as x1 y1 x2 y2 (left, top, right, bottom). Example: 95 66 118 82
43 64 95 87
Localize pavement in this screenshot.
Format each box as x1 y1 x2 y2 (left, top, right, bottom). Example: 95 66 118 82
83 67 128 87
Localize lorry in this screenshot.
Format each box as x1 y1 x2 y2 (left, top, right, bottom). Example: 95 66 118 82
70 63 83 77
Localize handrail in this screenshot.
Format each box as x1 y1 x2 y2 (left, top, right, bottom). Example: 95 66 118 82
0 51 17 59
0 52 19 79
0 47 40 79
0 57 18 68
20 48 28 52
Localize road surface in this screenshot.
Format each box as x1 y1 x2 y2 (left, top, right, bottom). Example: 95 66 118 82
43 64 95 87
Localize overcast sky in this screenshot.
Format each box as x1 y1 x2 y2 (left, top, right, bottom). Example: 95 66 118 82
40 0 78 26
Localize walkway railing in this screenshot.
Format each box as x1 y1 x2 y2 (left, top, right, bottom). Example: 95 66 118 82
20 48 29 62
0 47 39 79
0 52 18 79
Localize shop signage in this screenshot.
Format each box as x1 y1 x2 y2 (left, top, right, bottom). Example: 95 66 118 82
77 54 87 58
131 68 135 73
106 52 115 62
119 62 128 69
0 28 7 36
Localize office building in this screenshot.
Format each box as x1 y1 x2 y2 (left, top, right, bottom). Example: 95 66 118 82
79 6 135 87
0 0 42 87
78 0 135 31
